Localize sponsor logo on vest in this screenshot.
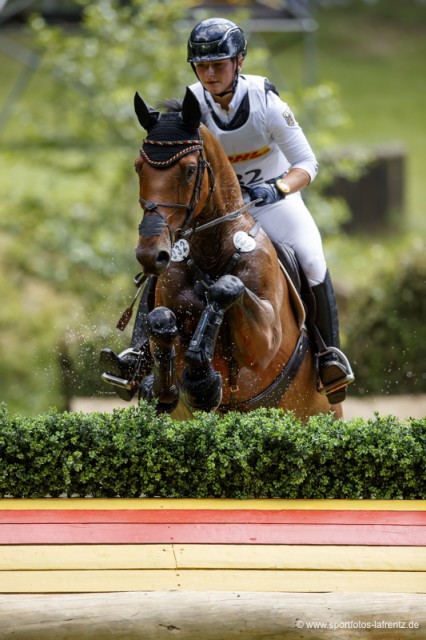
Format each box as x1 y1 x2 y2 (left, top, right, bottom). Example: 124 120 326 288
227 145 271 164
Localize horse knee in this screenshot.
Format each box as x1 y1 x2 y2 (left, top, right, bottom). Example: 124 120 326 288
208 275 245 310
147 306 178 348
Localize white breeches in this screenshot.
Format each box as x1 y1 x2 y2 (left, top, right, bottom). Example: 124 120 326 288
249 192 327 286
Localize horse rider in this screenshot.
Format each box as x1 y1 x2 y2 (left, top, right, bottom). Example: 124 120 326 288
101 17 354 404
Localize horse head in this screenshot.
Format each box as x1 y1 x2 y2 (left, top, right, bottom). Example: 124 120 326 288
133 88 213 276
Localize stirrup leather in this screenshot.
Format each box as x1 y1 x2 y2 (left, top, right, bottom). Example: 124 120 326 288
316 346 355 396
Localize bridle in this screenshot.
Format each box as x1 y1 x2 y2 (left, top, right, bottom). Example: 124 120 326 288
137 137 215 243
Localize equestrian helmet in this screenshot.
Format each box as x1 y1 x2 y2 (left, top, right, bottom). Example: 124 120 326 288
187 18 247 64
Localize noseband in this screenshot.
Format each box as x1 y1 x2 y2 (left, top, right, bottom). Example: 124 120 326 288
138 137 215 242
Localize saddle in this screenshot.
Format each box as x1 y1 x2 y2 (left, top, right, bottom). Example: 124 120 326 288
273 243 315 332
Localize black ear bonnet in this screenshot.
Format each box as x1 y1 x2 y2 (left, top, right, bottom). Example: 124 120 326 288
141 114 203 168
135 89 203 168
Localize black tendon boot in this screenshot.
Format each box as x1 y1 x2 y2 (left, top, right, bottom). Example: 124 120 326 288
311 270 354 404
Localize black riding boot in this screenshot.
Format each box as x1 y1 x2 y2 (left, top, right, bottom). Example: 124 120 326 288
100 276 156 401
311 270 354 404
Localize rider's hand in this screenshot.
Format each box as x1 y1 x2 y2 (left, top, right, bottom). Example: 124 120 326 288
247 182 284 207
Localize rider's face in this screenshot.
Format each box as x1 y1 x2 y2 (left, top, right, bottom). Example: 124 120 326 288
194 57 242 100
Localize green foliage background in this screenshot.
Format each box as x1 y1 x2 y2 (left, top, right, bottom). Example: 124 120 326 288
0 0 425 414
346 242 426 396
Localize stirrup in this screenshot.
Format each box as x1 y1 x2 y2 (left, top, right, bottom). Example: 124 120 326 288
316 346 355 396
100 348 141 399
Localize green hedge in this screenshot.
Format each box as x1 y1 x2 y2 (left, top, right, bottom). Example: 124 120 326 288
0 402 424 500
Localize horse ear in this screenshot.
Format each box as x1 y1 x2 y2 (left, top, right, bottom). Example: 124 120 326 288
180 87 201 129
134 92 160 131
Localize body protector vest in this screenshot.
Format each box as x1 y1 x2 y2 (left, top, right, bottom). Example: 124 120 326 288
190 75 289 192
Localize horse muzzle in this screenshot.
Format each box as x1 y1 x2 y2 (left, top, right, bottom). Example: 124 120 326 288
135 241 171 276
135 207 174 275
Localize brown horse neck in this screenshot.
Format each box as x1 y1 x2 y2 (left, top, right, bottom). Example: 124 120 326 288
200 125 243 212
186 127 246 274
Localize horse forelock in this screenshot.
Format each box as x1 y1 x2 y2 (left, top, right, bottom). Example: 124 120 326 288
158 98 183 113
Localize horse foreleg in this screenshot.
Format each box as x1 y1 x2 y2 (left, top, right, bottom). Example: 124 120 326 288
140 306 179 413
330 402 343 420
182 274 244 411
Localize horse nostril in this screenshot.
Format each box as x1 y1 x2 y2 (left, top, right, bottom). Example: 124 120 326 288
156 250 171 271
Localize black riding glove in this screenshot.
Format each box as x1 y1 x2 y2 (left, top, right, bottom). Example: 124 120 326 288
247 181 284 207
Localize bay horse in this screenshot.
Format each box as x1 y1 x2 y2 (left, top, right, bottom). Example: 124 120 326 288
116 87 342 422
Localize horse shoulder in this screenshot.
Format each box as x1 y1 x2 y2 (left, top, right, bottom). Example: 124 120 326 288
225 241 290 370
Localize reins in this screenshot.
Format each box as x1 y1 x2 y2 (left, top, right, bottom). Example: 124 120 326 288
179 198 263 238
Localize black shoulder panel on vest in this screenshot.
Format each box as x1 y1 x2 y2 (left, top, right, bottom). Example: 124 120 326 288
265 78 279 96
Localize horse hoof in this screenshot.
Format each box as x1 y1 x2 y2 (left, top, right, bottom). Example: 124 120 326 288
207 275 245 310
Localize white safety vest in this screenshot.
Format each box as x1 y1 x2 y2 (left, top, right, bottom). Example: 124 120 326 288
190 75 300 190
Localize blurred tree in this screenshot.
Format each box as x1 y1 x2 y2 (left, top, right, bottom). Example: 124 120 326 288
30 0 192 143
2 0 198 413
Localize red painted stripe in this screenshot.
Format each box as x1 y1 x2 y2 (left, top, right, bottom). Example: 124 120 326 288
0 510 425 525
0 523 424 545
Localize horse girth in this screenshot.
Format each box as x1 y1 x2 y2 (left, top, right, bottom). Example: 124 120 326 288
220 329 310 413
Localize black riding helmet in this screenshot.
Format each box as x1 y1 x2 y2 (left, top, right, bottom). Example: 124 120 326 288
187 18 247 64
187 18 247 97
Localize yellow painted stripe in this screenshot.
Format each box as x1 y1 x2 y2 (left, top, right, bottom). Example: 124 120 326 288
174 545 426 572
0 545 176 570
1 570 424 593
1 499 425 511
2 545 426 572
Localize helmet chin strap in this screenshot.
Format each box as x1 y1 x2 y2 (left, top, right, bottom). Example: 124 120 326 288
214 78 237 98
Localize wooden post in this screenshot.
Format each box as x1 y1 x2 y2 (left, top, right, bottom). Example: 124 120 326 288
0 591 425 639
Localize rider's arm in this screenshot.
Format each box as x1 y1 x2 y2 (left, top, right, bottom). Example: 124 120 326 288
265 91 318 193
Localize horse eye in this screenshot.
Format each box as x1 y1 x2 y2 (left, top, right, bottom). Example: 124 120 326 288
185 164 197 183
